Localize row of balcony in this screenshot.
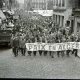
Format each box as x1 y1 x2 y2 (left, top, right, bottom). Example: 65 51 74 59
53 6 80 12
53 5 66 11
72 8 80 16
53 5 80 12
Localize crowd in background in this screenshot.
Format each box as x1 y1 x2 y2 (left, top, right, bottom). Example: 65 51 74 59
11 14 80 58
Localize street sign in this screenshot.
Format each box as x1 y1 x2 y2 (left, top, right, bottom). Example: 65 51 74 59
69 16 74 20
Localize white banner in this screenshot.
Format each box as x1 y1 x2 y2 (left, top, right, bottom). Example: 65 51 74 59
26 42 80 51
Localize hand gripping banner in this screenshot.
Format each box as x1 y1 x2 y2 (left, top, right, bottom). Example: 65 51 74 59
26 42 80 51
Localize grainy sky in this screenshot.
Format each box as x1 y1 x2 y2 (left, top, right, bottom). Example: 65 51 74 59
17 0 24 3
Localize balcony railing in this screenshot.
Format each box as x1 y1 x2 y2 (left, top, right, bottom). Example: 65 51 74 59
53 6 66 11
73 8 80 12
53 6 58 10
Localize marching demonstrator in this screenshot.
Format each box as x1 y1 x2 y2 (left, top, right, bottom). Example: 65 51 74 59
11 35 19 57
19 35 26 56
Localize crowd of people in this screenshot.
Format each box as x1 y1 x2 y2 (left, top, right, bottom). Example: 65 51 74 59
11 14 80 58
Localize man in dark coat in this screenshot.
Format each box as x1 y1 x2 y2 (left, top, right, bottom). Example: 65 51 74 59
71 33 77 55
11 36 19 57
61 36 66 57
56 39 61 57
33 37 37 57
66 36 71 57
72 36 79 57
38 36 43 56
19 36 26 56
27 39 32 56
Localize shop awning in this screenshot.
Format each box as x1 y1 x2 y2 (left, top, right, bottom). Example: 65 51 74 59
0 10 6 19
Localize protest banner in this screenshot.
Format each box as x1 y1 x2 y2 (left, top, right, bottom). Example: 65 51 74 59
78 49 80 57
26 42 80 51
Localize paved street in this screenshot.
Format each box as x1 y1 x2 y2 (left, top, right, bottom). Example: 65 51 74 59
0 46 80 79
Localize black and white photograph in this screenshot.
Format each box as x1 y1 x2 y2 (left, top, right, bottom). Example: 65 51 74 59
0 0 80 79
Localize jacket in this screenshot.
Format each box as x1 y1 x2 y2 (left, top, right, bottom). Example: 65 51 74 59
19 38 26 48
12 38 19 47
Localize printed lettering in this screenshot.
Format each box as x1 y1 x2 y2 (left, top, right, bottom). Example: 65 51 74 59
67 43 71 50
49 45 52 51
34 45 37 51
58 44 62 51
72 43 75 49
52 45 56 51
29 44 33 51
41 44 46 50
76 43 80 49
62 44 66 50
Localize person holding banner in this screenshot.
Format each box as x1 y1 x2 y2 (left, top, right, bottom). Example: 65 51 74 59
47 34 51 56
70 33 75 42
11 36 19 57
50 37 55 58
19 36 26 56
27 39 32 56
39 36 43 56
56 37 61 57
41 35 46 56
72 36 79 57
33 37 37 57
66 36 71 57
48 33 55 58
43 34 48 56
61 35 66 57
70 33 76 55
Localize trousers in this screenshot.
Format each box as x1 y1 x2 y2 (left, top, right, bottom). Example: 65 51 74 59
12 47 18 57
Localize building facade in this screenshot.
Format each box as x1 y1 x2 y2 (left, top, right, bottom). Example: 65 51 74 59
2 0 19 10
24 0 47 11
73 0 80 36
24 0 54 11
24 0 31 11
53 0 75 32
31 0 46 10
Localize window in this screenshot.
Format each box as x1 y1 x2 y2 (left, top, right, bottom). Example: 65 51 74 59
77 23 80 32
66 21 70 26
62 0 65 7
59 0 61 7
53 15 55 20
56 15 57 22
53 0 55 6
62 16 64 27
78 0 80 8
59 16 60 25
56 0 58 6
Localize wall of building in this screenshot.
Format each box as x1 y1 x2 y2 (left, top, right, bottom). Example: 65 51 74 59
74 16 80 35
72 0 80 35
24 0 54 11
66 0 76 9
53 0 74 31
2 0 19 10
